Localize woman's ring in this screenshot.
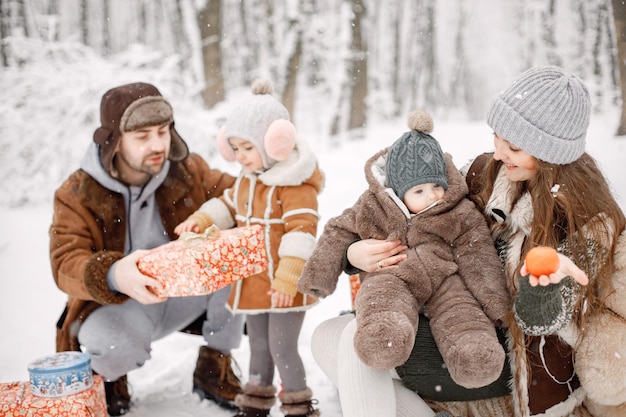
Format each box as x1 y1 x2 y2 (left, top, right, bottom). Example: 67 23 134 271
377 260 383 270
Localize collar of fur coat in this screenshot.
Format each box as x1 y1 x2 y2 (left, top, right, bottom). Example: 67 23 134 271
485 167 533 285
256 137 319 186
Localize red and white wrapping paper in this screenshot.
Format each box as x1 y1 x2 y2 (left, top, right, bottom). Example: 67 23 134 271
138 225 268 297
0 375 106 417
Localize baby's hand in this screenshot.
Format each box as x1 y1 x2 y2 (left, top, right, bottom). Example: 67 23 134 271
268 288 295 308
174 219 200 236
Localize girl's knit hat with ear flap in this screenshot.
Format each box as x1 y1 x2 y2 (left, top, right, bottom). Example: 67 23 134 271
218 79 296 168
486 65 591 165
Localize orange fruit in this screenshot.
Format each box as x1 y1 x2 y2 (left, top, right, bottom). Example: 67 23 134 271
525 246 560 276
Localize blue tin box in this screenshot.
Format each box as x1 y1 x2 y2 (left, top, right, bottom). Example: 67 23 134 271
27 351 93 397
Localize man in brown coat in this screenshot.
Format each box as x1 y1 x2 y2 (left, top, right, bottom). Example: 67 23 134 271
49 82 243 415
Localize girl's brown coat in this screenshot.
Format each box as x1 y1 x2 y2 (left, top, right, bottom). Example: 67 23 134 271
205 138 324 313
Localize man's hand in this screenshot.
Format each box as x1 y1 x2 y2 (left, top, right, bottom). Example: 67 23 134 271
113 250 167 304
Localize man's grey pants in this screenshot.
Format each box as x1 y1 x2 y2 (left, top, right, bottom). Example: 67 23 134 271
78 286 243 381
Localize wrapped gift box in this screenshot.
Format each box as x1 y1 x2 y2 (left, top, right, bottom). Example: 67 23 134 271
138 224 268 297
0 374 106 417
28 351 93 397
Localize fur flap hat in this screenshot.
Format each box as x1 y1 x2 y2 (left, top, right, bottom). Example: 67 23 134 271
486 65 590 165
93 82 189 173
386 110 448 199
217 79 296 168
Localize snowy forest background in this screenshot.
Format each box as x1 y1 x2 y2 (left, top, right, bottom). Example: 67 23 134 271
1 0 626 207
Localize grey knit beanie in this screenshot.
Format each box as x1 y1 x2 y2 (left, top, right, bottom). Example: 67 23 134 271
386 110 448 199
224 79 290 168
486 66 590 164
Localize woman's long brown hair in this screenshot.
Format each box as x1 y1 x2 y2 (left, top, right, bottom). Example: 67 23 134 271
472 152 625 327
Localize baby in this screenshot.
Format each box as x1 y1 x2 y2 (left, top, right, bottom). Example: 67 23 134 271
299 110 511 389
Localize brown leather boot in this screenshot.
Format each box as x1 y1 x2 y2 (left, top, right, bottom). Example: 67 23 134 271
104 375 131 416
193 346 242 409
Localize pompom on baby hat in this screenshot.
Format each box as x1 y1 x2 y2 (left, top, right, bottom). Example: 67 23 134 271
386 110 448 199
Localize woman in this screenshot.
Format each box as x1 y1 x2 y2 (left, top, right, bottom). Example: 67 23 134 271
311 66 626 417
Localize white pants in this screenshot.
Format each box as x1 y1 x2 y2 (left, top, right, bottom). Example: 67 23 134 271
310 313 435 417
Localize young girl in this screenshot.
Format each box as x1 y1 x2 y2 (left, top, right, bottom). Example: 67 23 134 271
175 79 323 417
311 66 626 417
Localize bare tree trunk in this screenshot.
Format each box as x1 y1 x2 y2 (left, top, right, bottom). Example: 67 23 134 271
405 2 422 112
330 84 347 136
422 1 436 106
283 21 302 120
153 0 162 52
613 0 626 135
45 0 59 41
139 0 148 45
543 0 561 66
197 0 225 108
102 0 111 56
348 0 367 130
604 1 618 91
237 1 255 81
0 0 8 67
262 0 279 83
15 0 29 37
80 0 88 46
591 1 611 106
572 0 588 76
449 3 467 110
518 2 535 71
391 1 402 116
172 0 192 69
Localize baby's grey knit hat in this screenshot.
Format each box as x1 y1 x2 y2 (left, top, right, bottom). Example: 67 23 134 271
225 79 290 168
486 66 590 165
386 110 448 199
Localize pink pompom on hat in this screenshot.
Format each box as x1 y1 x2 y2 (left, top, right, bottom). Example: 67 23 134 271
217 79 296 168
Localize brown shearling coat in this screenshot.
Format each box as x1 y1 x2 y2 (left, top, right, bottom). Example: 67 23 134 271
50 153 235 352
190 138 323 314
224 165 324 313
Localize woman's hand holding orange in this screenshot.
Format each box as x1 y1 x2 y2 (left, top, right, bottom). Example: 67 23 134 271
521 246 588 287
